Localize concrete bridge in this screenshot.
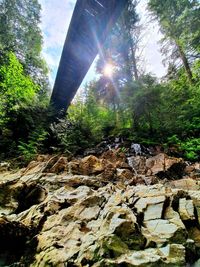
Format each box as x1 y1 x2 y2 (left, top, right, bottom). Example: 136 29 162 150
50 0 127 115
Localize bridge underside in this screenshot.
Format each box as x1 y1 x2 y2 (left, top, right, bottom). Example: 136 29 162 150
50 0 127 115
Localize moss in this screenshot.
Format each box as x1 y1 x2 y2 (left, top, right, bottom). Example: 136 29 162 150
102 235 129 258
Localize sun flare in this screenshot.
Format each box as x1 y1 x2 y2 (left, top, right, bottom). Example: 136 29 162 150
103 63 114 77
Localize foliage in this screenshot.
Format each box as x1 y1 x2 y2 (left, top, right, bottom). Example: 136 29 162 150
180 138 200 161
148 0 200 82
0 0 49 88
18 128 48 162
166 135 200 161
0 52 39 125
0 0 200 164
49 118 94 155
0 99 51 160
68 85 117 140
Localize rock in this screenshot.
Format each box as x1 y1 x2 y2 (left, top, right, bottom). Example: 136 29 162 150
164 206 185 230
0 162 10 172
79 155 104 175
187 191 200 224
0 154 199 266
101 244 185 266
116 168 133 182
134 195 165 220
0 180 47 215
193 259 200 267
146 153 165 175
98 160 116 180
146 153 186 178
68 160 80 174
131 143 142 155
179 198 195 221
159 244 185 265
100 149 126 166
185 162 200 178
142 219 186 245
188 227 200 248
127 156 146 174
169 178 199 191
48 156 68 173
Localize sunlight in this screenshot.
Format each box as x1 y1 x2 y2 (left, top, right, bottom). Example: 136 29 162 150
103 63 114 77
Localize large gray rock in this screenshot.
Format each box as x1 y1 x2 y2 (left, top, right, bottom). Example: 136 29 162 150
0 155 199 267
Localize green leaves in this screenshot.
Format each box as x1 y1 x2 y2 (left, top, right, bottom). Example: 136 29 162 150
0 52 38 124
148 0 200 81
18 128 48 162
0 0 49 89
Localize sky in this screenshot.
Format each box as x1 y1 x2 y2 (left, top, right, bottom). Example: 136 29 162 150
39 0 166 90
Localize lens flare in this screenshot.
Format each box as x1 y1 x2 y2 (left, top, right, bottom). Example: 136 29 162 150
103 63 113 77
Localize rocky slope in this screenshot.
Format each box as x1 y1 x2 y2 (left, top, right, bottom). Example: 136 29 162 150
0 149 200 266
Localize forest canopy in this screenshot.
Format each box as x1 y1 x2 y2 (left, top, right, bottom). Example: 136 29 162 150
0 0 200 162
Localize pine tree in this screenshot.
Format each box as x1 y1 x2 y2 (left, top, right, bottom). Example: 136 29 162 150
0 0 48 89
148 0 200 82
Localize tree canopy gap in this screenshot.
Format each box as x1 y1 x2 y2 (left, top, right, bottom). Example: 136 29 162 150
50 0 128 116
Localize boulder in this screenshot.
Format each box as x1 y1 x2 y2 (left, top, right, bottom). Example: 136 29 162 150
100 149 126 166
146 153 185 178
116 168 133 182
0 162 10 172
179 198 195 221
79 155 104 175
48 156 68 173
169 178 199 191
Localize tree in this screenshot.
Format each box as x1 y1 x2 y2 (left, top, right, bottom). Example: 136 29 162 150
0 52 38 125
92 0 141 127
97 0 140 82
148 0 200 82
0 0 49 88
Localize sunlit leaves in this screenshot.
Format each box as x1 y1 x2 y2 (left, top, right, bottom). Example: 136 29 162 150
0 52 38 124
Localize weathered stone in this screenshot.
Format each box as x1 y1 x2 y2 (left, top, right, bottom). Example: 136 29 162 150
193 259 200 267
127 155 146 174
146 153 185 178
188 227 200 248
164 206 185 229
169 178 199 191
48 156 68 173
116 168 133 182
146 153 165 175
67 160 80 174
0 162 10 172
142 219 186 245
179 198 195 220
0 154 199 266
0 181 47 215
185 162 200 179
79 155 104 175
100 149 126 166
134 194 166 223
159 244 185 265
188 191 200 224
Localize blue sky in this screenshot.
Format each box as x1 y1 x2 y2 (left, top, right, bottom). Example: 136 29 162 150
39 0 166 90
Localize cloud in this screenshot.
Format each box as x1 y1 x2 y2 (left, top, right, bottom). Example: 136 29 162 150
39 0 76 85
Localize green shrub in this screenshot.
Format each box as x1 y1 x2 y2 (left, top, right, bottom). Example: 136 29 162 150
180 138 200 161
49 118 94 154
18 128 48 162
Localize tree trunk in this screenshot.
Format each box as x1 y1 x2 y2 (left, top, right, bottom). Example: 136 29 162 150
176 43 193 83
130 44 139 81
